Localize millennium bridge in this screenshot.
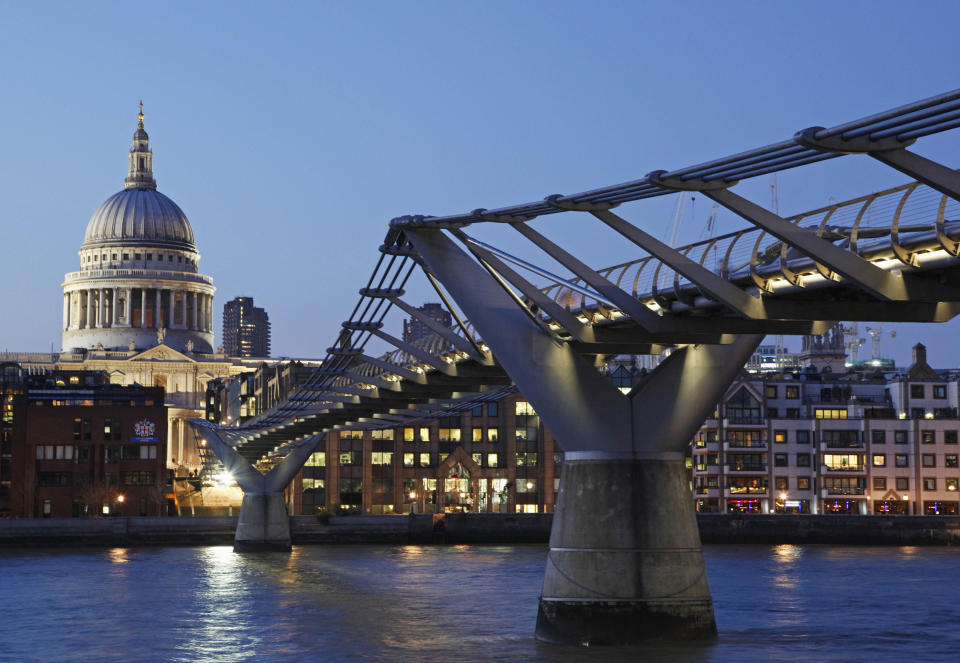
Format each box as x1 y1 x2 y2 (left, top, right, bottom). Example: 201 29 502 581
192 89 960 645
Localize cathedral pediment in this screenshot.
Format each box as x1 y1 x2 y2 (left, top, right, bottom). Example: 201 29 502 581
130 344 195 363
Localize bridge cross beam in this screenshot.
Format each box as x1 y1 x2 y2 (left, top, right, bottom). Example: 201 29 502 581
190 421 324 551
404 227 761 645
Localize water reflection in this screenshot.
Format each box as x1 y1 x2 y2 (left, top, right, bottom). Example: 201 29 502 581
175 547 257 662
2 544 960 662
107 547 130 564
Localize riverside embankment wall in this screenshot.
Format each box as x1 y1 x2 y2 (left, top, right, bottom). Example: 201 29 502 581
2 514 960 547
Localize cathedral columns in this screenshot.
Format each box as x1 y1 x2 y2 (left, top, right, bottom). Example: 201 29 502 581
100 289 105 326
62 293 69 331
168 289 176 329
155 287 162 329
86 289 95 329
192 291 199 331
140 288 147 328
125 288 133 327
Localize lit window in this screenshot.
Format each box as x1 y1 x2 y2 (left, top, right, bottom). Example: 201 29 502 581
515 401 536 416
487 427 499 443
873 454 886 467
419 453 430 467
472 427 483 443
823 453 861 471
815 408 848 420
438 428 461 442
404 428 415 443
487 453 498 467
419 427 430 442
516 452 537 467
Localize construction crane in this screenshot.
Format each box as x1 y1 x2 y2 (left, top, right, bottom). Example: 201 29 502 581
842 323 866 364
665 194 694 247
771 174 785 370
865 325 896 362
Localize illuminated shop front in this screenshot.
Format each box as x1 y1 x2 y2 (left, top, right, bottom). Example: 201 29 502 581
924 501 959 515
822 499 867 514
773 496 809 514
727 499 761 513
874 500 908 515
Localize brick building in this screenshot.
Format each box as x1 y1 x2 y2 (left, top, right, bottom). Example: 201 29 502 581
3 371 168 518
290 390 561 516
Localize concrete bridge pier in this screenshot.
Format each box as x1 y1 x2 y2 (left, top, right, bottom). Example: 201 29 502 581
537 456 713 645
234 492 292 552
191 425 322 552
406 227 762 645
533 337 760 645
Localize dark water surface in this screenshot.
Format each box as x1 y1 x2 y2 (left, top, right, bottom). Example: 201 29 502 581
1 543 957 662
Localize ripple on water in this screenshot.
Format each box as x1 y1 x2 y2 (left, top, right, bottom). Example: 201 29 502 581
0 543 959 662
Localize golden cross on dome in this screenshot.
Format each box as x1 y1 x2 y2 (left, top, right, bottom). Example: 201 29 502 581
137 100 144 129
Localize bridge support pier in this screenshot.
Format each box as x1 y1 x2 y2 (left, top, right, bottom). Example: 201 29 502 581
234 492 292 552
406 227 763 645
188 425 323 553
536 457 714 645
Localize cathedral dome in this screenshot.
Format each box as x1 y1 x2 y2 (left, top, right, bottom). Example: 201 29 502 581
81 101 196 252
82 187 196 251
62 102 216 355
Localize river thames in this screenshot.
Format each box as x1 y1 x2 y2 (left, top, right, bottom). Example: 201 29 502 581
0 543 957 662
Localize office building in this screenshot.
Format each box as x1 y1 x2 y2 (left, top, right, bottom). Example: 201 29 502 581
222 297 271 357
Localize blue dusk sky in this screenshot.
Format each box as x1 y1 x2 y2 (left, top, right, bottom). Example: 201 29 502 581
2 1 960 366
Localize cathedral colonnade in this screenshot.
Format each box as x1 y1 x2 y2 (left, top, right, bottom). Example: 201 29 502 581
63 286 215 333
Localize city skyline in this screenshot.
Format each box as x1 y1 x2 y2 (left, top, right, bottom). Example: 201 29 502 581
3 2 960 364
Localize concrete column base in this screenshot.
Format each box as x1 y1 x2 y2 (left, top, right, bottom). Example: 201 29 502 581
234 492 292 552
535 458 716 646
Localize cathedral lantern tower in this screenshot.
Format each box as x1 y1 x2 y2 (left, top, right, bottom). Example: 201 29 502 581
61 103 216 353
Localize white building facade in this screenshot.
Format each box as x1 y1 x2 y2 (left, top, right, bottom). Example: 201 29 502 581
693 344 960 516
